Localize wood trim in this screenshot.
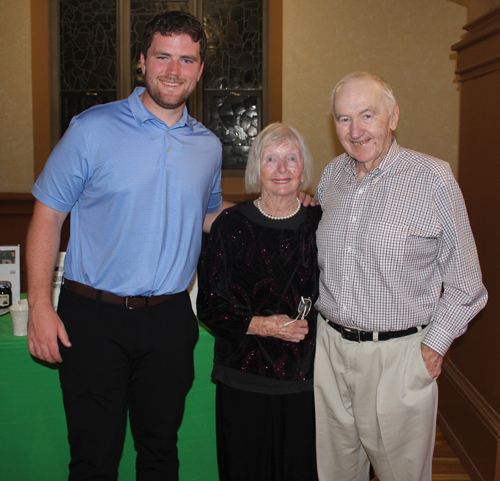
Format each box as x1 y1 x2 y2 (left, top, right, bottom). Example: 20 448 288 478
31 0 53 180
443 361 500 436
452 4 500 82
49 0 60 149
117 0 131 100
0 193 35 214
438 360 500 481
463 4 500 33
268 0 282 124
221 177 246 195
454 57 500 82
452 22 500 51
188 0 203 122
437 411 485 481
262 0 270 127
444 5 500 479
221 193 256 203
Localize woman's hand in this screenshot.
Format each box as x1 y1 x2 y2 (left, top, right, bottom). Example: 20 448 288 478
247 315 308 343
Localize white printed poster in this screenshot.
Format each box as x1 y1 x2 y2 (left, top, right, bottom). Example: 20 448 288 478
0 245 21 305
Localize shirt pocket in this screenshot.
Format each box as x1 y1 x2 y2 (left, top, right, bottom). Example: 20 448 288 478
361 222 439 271
406 225 440 265
362 221 409 263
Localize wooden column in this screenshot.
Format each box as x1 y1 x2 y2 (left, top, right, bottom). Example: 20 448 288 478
438 6 500 481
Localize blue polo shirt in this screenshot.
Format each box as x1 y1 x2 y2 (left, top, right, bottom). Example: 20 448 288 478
32 87 222 296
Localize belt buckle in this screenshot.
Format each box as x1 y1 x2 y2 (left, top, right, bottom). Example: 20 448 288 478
341 326 361 342
125 296 147 309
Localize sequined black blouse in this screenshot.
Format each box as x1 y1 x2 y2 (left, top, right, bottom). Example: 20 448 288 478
197 201 322 395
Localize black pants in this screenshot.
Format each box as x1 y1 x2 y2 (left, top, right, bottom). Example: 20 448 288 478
57 286 199 481
216 382 319 481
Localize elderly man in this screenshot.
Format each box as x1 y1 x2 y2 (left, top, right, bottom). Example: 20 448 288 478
314 72 487 481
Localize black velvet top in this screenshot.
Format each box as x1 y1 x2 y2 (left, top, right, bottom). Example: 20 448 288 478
197 201 322 394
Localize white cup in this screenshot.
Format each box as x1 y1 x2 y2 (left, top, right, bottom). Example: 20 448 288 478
9 304 29 336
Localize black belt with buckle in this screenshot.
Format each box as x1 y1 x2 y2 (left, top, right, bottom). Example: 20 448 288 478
63 278 181 309
326 320 427 342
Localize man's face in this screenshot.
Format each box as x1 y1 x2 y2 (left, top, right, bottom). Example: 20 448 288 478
140 33 204 115
334 78 399 171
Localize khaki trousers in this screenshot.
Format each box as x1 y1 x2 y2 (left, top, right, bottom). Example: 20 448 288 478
314 315 438 481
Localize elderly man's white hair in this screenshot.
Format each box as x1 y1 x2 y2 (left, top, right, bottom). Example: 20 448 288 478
331 72 397 115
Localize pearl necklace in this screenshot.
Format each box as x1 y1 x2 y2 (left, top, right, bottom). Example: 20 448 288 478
257 197 301 220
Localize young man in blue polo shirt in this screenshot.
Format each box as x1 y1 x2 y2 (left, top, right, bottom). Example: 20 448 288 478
27 10 229 481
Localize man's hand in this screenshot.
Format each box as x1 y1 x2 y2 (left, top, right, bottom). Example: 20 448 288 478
421 344 443 379
298 191 319 207
28 303 71 363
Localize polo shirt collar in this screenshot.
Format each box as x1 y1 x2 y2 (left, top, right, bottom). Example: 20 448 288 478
177 105 195 131
129 87 155 124
128 87 194 131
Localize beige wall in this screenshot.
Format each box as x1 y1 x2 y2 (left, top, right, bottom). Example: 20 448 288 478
0 0 34 192
283 0 467 191
0 0 472 194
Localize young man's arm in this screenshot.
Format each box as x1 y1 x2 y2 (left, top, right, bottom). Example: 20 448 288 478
203 201 234 233
26 200 71 363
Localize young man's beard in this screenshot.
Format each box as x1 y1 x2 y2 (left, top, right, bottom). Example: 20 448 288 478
144 75 194 111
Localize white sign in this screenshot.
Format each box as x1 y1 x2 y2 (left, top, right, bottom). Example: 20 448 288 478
0 245 21 305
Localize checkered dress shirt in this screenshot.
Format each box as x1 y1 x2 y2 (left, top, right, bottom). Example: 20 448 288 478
315 140 487 356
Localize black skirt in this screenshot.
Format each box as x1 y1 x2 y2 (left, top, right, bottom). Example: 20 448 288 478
215 382 318 481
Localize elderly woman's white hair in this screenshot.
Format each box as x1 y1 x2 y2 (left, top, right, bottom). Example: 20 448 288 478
331 71 397 115
245 123 313 194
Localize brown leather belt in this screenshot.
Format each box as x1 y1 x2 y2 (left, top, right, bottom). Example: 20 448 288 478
63 278 180 309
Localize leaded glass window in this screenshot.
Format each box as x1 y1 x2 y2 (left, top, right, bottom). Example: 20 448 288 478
59 0 118 133
58 0 265 169
203 0 263 168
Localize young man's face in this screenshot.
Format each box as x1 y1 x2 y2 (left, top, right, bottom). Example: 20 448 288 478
140 33 204 115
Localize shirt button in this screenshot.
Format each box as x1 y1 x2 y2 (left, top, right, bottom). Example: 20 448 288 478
344 276 349 281
168 147 172 152
352 216 357 222
343 306 347 311
347 246 352 253
374 178 379 183
358 189 364 194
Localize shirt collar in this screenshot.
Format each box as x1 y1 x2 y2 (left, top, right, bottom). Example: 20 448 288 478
128 87 194 131
376 138 401 172
343 138 401 177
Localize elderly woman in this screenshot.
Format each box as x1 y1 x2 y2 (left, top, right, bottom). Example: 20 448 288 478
197 123 321 481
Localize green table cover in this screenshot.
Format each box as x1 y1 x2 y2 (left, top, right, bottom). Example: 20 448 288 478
0 297 218 480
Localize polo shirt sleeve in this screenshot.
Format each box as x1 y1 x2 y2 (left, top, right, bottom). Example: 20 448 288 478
32 116 89 213
205 148 223 214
